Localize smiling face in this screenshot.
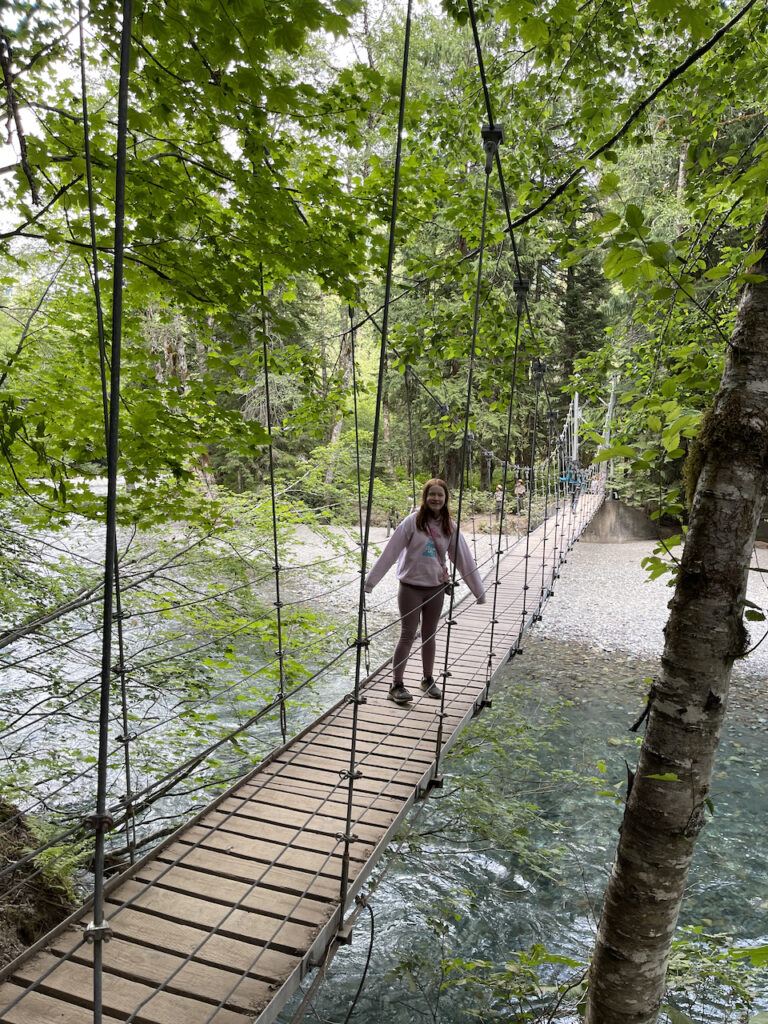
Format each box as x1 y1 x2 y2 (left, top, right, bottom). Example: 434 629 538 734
425 483 447 515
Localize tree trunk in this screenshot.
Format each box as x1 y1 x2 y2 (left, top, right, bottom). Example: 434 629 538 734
585 210 768 1023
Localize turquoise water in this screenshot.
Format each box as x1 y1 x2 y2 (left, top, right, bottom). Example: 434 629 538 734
278 638 768 1023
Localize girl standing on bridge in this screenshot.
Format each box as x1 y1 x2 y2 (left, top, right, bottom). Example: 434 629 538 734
365 478 486 706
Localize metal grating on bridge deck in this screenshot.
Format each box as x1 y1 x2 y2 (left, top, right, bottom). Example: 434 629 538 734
0 495 602 1024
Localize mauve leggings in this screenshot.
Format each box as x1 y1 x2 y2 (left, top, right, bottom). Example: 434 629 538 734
393 582 446 683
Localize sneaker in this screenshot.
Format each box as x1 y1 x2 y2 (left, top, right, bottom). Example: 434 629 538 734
420 676 442 699
388 683 413 705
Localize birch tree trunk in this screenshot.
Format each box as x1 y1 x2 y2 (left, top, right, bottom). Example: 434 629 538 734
586 210 768 1023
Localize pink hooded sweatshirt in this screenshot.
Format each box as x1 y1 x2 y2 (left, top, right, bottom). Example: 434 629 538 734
364 512 486 600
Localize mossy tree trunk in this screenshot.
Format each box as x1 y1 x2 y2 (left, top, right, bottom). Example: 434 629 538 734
586 210 768 1023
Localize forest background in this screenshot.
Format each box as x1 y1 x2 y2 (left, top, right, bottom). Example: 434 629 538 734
1 0 767 1017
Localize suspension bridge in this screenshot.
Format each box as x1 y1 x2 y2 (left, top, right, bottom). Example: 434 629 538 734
0 0 621 1016
0 485 603 1024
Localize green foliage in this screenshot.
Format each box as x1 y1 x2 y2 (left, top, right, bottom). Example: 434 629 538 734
661 926 768 1023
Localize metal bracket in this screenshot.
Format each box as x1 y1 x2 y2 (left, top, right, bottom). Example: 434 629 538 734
481 123 504 173
84 920 113 944
339 768 363 782
335 831 359 845
513 276 531 312
531 356 546 387
84 812 114 834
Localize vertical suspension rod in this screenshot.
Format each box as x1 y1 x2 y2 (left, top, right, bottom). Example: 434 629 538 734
90 0 133 1019
260 266 288 743
79 0 134 867
517 360 545 649
349 307 371 677
435 123 499 771
340 0 414 911
484 286 526 695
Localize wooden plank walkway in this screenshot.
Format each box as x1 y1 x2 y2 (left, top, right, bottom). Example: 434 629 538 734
0 493 603 1024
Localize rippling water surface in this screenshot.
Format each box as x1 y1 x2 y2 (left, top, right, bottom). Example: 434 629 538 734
278 539 768 1023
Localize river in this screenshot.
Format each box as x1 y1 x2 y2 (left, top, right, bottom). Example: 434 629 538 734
277 538 768 1024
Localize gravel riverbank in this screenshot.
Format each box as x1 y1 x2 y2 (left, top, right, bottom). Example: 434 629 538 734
518 538 768 729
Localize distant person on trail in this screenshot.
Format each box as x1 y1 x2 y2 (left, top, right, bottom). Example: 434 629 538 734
514 477 526 515
565 460 580 509
494 483 504 519
364 478 486 706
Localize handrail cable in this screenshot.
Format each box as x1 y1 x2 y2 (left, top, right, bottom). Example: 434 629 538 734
0 506 558 1022
0 464 599 1024
112 638 454 1024
3 594 466 1022
1 550 509 887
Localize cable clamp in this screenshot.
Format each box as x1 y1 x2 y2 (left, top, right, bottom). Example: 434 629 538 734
348 692 367 706
531 356 546 386
339 768 363 781
115 731 137 744
348 635 370 650
84 812 114 834
336 831 359 845
481 123 504 173
84 920 113 944
513 276 530 312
